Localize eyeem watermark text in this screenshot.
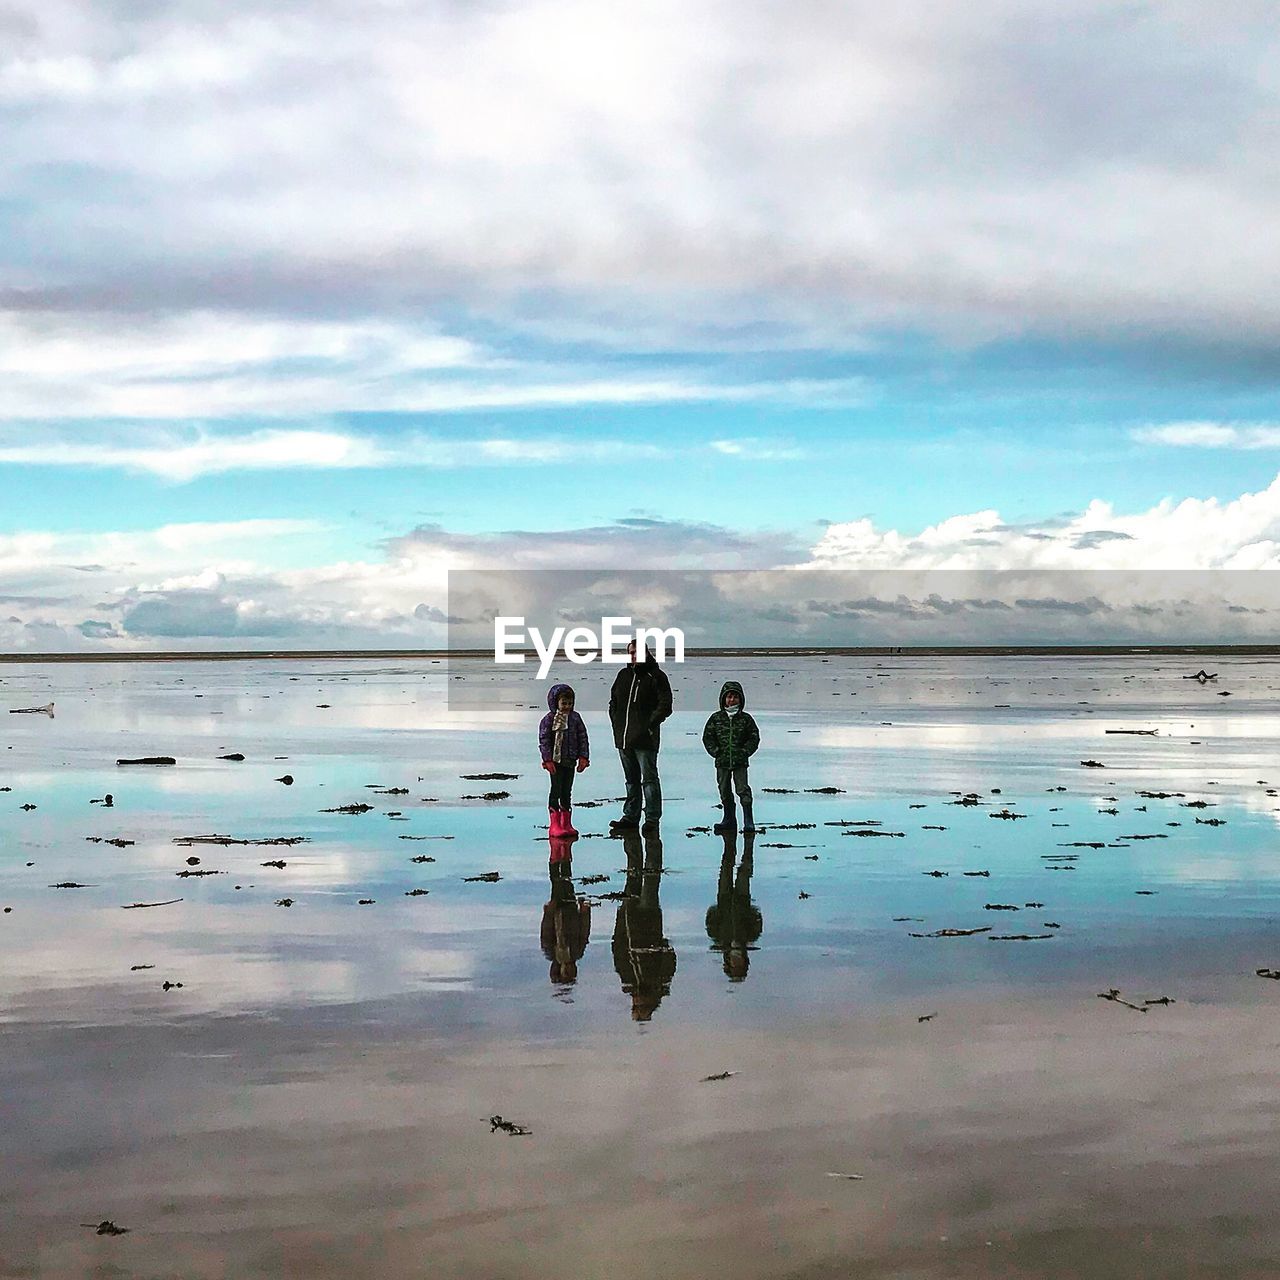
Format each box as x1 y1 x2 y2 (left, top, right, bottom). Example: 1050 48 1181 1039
494 616 685 679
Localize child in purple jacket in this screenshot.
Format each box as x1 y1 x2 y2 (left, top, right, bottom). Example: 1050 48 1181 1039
540 682 590 837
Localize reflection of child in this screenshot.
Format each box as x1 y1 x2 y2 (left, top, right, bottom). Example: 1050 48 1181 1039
541 857 591 984
706 831 763 981
539 682 590 838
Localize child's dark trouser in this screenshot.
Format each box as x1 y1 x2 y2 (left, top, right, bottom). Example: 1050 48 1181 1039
549 762 575 809
717 765 751 820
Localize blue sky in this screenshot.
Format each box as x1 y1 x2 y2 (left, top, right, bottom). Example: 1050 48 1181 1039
3 1 1280 648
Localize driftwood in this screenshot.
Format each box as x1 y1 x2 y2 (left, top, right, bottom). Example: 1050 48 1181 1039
82 1221 128 1235
117 757 175 766
10 703 54 716
1098 988 1147 1012
463 871 502 883
909 926 992 938
121 899 183 910
489 1115 530 1135
173 834 308 847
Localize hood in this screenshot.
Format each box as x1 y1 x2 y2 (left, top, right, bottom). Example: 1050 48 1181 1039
547 682 575 712
719 680 746 710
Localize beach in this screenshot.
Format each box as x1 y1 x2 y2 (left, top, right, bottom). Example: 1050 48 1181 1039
4 652 1280 1278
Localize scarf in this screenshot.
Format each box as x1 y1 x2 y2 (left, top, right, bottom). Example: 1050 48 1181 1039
552 708 570 763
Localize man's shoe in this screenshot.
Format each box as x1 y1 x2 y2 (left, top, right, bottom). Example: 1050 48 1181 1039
609 817 639 831
712 820 736 835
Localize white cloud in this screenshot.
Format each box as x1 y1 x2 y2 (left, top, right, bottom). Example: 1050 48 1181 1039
0 429 386 481
806 473 1280 570
1134 422 1280 450
0 309 866 420
3 0 1279 350
710 438 807 461
8 471 1280 651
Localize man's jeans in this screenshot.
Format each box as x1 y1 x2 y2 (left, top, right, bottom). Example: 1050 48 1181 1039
619 748 662 822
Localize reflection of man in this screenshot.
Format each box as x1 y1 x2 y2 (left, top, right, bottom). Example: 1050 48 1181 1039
705 830 763 982
541 840 591 985
608 640 673 833
612 828 676 1020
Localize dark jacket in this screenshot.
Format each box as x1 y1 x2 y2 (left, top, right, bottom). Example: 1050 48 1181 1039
702 680 760 769
608 652 673 751
538 683 590 764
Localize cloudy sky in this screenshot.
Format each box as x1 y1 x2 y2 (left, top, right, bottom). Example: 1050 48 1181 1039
3 0 1280 648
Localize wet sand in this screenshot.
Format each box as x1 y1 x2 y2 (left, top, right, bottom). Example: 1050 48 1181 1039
3 654 1280 1277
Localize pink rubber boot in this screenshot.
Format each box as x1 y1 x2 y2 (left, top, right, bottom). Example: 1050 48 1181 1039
549 807 563 836
561 807 579 838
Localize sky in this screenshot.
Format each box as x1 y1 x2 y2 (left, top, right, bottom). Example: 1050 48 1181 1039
2 0 1280 649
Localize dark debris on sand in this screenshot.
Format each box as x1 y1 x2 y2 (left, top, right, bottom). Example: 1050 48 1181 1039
489 1115 531 1135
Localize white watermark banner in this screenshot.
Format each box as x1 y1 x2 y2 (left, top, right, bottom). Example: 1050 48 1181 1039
494 616 685 678
444 568 1280 706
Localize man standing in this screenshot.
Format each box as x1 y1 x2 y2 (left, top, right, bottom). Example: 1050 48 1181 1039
608 638 673 832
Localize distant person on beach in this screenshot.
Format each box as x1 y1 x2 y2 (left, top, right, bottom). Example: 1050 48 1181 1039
706 829 763 981
702 679 759 833
539 682 589 838
608 640 673 833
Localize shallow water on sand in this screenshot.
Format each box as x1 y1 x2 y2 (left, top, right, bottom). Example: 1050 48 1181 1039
4 653 1280 1278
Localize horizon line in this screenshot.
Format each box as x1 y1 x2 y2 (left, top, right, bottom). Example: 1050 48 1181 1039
1 644 1276 664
